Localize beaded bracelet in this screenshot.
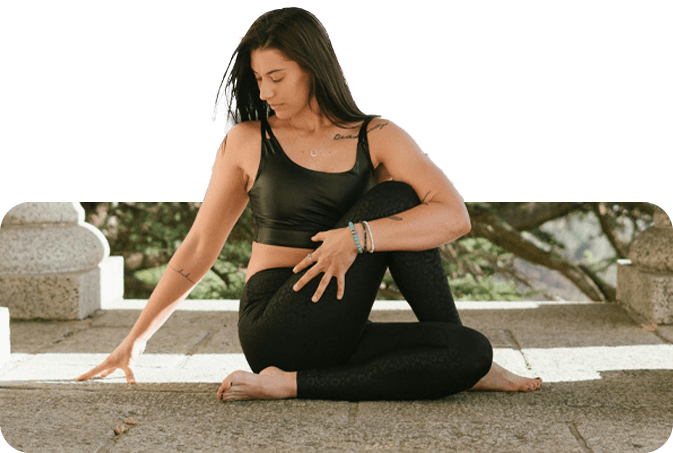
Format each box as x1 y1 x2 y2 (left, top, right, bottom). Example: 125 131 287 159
348 221 363 254
362 220 375 253
361 221 368 252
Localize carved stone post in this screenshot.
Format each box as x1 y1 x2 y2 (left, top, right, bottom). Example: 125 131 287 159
0 307 8 369
617 206 673 324
0 203 124 320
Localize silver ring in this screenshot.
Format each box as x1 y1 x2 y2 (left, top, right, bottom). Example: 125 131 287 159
307 253 312 261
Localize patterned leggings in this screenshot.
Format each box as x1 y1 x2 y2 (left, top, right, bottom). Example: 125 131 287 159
237 181 493 401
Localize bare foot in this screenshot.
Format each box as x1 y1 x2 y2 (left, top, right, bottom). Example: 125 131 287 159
218 366 298 401
470 361 542 392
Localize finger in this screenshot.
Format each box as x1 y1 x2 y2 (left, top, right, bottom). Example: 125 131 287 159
122 365 137 384
100 368 116 378
311 232 325 243
336 272 346 300
311 272 334 303
293 267 321 293
292 255 314 274
76 363 108 381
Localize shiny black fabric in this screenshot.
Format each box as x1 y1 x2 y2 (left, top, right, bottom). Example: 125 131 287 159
238 181 493 401
248 116 377 249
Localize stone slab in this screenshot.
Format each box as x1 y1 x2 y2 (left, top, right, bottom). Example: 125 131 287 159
7 320 89 354
1 371 671 453
618 261 673 324
462 304 666 349
1 302 673 452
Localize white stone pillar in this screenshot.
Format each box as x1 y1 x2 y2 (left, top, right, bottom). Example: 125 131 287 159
0 307 9 369
617 206 673 324
0 203 124 320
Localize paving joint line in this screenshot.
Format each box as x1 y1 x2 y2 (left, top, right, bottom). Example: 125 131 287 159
504 329 533 371
348 403 359 425
174 330 211 369
565 420 593 453
182 330 211 356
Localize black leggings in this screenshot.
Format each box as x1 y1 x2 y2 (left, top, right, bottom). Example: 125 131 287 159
238 181 493 401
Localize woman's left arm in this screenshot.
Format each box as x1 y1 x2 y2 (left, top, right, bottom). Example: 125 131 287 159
365 119 471 251
293 119 470 302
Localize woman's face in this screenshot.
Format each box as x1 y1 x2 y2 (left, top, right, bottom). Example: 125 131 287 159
250 48 313 119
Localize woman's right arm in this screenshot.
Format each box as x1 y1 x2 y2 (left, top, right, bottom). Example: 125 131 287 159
76 124 253 383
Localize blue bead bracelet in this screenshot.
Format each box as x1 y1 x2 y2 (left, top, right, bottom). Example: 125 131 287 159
348 222 363 254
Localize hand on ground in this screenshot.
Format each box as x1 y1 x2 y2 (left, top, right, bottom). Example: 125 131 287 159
76 338 146 384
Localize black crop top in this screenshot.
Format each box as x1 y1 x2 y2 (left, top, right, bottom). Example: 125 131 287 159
248 116 377 249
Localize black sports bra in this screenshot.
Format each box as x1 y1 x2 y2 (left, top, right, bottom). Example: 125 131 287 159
248 116 377 249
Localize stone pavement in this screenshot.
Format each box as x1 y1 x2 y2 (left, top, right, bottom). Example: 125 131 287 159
0 300 672 453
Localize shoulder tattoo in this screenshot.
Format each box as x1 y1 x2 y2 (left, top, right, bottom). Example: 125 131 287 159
333 121 390 141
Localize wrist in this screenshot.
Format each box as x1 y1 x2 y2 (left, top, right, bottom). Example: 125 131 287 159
346 222 365 254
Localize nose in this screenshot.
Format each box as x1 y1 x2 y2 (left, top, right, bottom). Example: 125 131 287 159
258 79 274 101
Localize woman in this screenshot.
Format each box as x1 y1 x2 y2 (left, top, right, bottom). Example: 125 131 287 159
77 7 541 400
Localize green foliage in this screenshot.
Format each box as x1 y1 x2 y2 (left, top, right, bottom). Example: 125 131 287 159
81 202 253 299
82 201 656 302
450 274 522 301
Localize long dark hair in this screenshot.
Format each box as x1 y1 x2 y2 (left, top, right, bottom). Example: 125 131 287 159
213 7 372 127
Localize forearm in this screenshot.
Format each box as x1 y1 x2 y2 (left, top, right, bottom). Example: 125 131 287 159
362 201 470 252
126 239 218 343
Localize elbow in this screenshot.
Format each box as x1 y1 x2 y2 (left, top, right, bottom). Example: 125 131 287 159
447 210 471 241
460 216 471 237
456 215 471 239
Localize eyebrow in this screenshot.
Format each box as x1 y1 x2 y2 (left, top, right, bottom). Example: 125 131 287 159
252 68 286 76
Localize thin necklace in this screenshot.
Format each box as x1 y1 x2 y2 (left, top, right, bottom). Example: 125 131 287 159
290 121 332 157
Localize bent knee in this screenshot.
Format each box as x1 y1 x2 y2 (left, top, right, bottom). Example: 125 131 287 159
464 327 493 379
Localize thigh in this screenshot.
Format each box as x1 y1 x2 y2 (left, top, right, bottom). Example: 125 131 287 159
238 252 387 373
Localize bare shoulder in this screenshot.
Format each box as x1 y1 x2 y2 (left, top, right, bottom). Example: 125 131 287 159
367 118 417 147
222 121 261 154
366 118 422 167
215 121 262 191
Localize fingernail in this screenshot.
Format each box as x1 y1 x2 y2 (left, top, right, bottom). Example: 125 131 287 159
312 297 318 303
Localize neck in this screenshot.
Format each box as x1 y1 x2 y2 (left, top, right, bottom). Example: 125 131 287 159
286 99 333 134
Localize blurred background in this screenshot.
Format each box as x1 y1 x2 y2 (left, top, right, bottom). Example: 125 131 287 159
81 201 658 302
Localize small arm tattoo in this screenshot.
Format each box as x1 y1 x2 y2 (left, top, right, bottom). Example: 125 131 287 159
387 215 403 221
169 264 196 284
420 191 431 206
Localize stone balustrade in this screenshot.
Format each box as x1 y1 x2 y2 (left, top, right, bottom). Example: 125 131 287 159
0 307 8 369
0 203 124 320
617 206 673 324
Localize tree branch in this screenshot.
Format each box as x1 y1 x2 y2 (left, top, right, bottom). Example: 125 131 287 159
452 241 558 300
471 202 585 231
593 202 629 259
469 212 608 301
